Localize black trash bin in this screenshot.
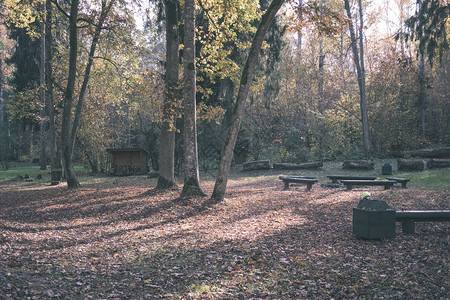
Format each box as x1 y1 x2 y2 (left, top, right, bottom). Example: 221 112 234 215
382 163 392 175
353 199 396 239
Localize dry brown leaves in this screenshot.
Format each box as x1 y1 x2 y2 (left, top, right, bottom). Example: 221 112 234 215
0 177 449 299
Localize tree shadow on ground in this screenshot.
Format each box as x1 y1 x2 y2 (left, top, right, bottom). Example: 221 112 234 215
0 182 448 299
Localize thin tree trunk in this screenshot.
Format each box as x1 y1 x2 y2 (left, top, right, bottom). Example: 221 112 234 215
295 0 303 93
0 25 4 127
70 0 115 156
344 0 371 156
211 0 284 202
317 0 325 110
181 0 206 197
418 53 426 139
358 0 371 156
61 0 80 189
39 15 47 170
45 0 62 184
157 0 179 189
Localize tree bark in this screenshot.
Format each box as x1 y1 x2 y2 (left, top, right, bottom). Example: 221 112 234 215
157 0 179 189
39 14 47 170
0 24 4 127
407 147 450 158
344 0 372 157
426 159 450 169
70 0 115 156
342 160 374 170
397 158 425 171
45 0 62 184
211 0 284 202
243 160 271 171
60 0 80 189
273 161 323 170
418 53 426 139
180 0 206 198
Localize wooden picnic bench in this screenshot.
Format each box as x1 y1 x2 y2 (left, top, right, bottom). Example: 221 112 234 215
396 210 450 234
327 175 377 183
386 177 410 188
340 180 396 190
279 176 318 191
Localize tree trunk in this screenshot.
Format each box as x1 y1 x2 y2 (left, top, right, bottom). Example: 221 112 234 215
70 0 115 156
317 0 325 111
426 159 450 169
0 25 4 127
397 158 425 171
407 147 450 158
39 15 47 170
343 160 374 170
45 0 62 184
60 0 80 189
418 53 426 139
180 0 206 198
344 0 372 157
157 0 179 189
243 160 271 171
358 0 371 156
273 161 323 170
211 0 284 202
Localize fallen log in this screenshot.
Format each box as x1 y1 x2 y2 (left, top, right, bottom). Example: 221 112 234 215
273 161 323 170
343 160 374 170
426 158 450 169
242 160 271 171
397 158 425 171
407 147 450 158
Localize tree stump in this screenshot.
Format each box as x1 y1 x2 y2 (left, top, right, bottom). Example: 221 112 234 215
273 161 323 170
242 160 271 171
397 158 425 171
426 159 450 169
342 160 374 170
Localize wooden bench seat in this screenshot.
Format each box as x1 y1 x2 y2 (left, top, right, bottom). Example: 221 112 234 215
327 175 377 183
340 180 396 190
386 177 410 188
396 210 450 234
279 176 318 191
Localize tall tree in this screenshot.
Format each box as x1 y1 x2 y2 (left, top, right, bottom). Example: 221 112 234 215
59 0 117 188
344 0 371 156
157 0 179 189
60 0 80 188
211 0 284 202
45 0 61 184
39 5 47 170
402 0 449 65
70 0 116 156
400 0 448 140
181 0 206 197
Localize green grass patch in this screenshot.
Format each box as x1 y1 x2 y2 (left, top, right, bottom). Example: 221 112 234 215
394 169 450 190
0 164 90 184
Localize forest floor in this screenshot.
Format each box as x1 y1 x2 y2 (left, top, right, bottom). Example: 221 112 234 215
0 169 449 299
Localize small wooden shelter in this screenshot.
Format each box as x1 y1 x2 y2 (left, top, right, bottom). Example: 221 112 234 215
107 148 149 175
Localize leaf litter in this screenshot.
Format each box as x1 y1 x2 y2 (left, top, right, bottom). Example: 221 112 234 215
0 177 449 299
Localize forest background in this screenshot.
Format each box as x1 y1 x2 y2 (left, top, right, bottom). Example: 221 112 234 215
0 0 448 189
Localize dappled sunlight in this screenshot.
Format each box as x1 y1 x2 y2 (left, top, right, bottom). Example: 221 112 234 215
1 176 448 298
